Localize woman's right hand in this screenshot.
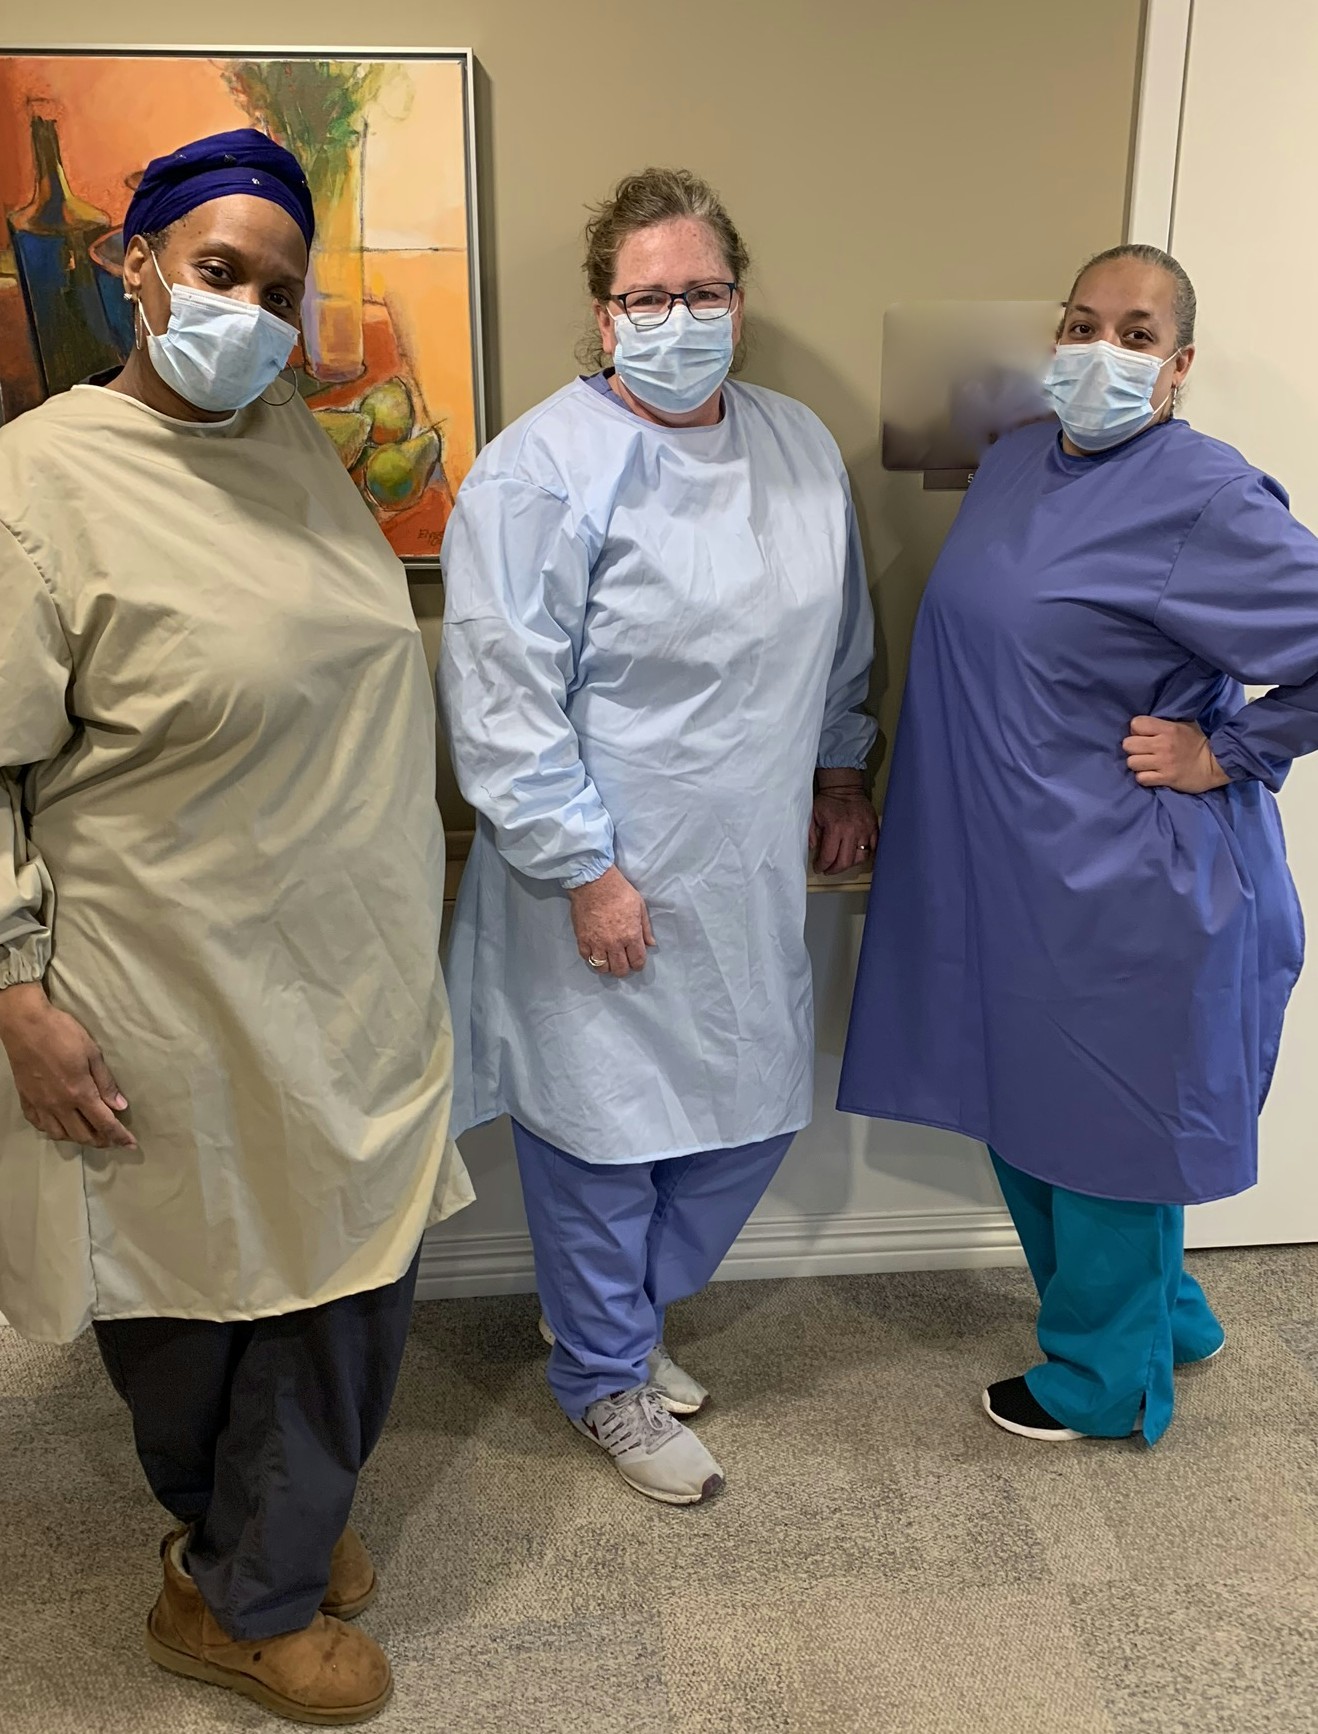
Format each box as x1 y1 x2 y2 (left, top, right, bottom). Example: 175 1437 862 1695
0 983 136 1149
568 865 656 979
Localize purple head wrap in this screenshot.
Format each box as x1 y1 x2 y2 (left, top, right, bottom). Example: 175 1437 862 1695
122 128 315 249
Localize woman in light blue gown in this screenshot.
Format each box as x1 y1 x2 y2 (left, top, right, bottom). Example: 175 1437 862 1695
841 245 1318 1445
440 169 878 1504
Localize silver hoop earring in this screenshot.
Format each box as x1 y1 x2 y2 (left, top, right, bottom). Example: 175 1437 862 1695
261 369 300 409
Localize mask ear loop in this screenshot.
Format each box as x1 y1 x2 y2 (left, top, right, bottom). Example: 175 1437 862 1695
1156 345 1185 421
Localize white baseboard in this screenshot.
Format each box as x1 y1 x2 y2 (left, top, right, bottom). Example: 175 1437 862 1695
416 1206 1026 1301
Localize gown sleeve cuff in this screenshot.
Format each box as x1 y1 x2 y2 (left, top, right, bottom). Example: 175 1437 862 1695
816 712 879 772
561 849 617 891
1207 728 1290 794
0 934 50 991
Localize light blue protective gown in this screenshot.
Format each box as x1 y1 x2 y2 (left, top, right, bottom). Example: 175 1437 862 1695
439 376 876 1163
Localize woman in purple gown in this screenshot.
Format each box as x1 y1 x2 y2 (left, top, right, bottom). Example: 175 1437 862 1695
840 244 1318 1444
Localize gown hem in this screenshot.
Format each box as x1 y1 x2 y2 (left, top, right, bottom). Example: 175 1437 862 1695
834 1100 1253 1208
456 1105 812 1167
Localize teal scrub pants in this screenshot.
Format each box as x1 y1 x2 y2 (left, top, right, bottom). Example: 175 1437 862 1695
989 1151 1225 1444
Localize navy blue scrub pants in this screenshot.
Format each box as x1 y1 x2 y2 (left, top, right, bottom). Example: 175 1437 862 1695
990 1151 1225 1443
94 1247 420 1642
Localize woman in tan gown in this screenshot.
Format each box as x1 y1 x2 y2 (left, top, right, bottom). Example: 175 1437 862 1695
0 129 469 1724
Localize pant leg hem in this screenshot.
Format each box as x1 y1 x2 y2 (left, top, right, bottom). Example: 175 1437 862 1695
1022 1364 1144 1440
205 1597 326 1644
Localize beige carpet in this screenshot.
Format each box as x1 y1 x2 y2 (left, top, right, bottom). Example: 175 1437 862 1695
2 1248 1316 1733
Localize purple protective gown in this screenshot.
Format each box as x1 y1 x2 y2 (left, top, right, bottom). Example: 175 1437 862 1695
839 416 1318 1204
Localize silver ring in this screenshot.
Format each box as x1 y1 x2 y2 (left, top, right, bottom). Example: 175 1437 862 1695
857 844 870 854
587 955 607 970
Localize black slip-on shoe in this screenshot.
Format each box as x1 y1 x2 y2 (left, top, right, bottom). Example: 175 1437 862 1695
982 1376 1086 1441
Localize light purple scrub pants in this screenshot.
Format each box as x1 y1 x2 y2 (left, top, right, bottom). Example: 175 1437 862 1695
512 1120 795 1417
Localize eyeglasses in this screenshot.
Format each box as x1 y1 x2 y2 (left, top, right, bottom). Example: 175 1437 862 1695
610 281 738 331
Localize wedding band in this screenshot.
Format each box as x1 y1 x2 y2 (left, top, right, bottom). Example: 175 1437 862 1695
857 844 870 853
587 956 607 969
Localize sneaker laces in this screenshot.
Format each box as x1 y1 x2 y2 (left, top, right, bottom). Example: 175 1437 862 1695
593 1385 680 1457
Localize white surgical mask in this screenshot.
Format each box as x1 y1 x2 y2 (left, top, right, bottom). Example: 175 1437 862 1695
139 252 298 413
612 304 734 416
1042 339 1183 453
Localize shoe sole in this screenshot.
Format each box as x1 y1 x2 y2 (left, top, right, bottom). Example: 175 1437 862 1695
981 1389 1144 1443
982 1389 1085 1441
539 1317 707 1417
570 1420 726 1505
658 1395 706 1417
145 1620 393 1726
613 1466 726 1506
1175 1339 1226 1369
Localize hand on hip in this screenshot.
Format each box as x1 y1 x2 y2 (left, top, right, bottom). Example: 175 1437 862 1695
1123 716 1229 793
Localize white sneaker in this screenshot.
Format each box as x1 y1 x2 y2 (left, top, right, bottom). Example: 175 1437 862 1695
538 1315 709 1416
573 1385 725 1505
646 1343 709 1416
1176 1335 1227 1368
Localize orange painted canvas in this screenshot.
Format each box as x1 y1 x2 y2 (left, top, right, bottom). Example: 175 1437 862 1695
0 49 483 567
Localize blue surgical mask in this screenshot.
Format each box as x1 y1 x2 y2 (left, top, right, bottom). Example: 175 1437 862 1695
139 252 299 413
1042 339 1182 453
612 305 734 415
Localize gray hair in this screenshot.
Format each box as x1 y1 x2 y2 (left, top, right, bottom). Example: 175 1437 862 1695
1065 243 1197 350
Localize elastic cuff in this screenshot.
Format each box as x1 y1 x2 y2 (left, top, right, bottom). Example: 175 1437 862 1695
1207 731 1286 792
0 938 49 991
561 851 616 891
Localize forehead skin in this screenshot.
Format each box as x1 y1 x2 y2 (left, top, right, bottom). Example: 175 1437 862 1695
154 194 309 285
610 218 733 295
1067 257 1177 331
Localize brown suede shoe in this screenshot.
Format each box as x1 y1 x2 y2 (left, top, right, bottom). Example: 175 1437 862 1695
321 1528 378 1621
160 1524 378 1620
146 1536 392 1724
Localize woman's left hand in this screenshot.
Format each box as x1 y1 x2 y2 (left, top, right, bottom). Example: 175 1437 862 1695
810 781 879 875
1123 716 1230 793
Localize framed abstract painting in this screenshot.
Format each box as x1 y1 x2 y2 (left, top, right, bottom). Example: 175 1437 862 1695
0 47 485 570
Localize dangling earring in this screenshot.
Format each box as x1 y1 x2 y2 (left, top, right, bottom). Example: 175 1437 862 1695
260 368 300 408
261 326 304 408
129 295 144 353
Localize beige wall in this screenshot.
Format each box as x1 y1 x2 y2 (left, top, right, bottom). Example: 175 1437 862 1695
1162 0 1318 1247
20 1 1144 824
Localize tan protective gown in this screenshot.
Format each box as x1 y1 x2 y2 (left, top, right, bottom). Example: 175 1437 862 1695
0 385 471 1344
